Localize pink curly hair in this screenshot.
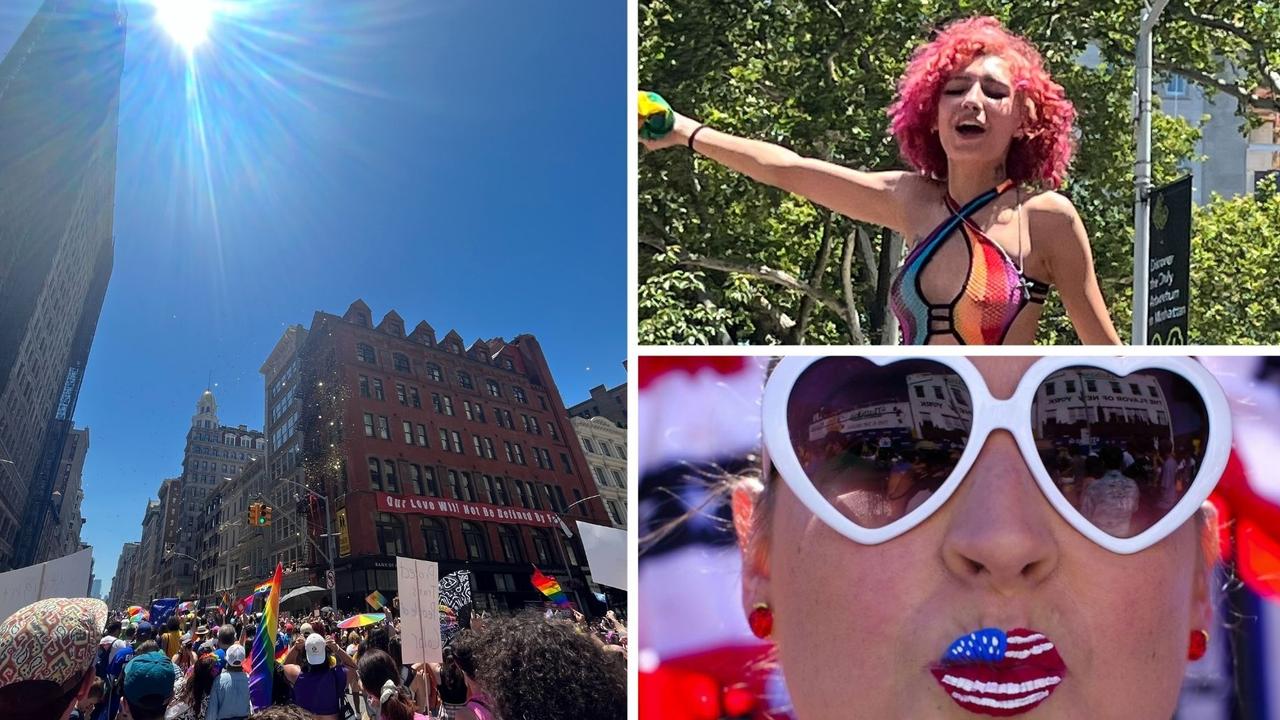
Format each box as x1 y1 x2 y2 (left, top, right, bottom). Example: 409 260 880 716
887 16 1076 188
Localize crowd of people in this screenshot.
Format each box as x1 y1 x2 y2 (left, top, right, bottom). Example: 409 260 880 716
0 598 628 720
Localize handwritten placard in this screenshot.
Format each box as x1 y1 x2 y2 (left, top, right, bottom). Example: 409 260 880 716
395 556 442 664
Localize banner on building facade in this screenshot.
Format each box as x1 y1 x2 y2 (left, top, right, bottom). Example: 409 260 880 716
395 556 442 665
374 493 559 529
576 521 627 591
0 547 93 622
336 508 351 557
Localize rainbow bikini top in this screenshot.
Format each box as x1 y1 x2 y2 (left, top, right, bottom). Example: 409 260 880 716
889 180 1050 345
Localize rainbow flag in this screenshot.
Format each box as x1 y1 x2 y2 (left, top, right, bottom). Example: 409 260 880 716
254 580 273 595
125 606 148 622
531 567 570 608
366 590 387 610
248 563 282 708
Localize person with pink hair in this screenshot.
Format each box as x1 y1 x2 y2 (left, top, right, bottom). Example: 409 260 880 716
641 16 1121 346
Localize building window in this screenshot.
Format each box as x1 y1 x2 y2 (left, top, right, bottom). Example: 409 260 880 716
396 383 407 405
503 441 514 463
458 372 474 390
369 458 383 490
1165 73 1188 97
376 513 406 556
409 387 421 408
610 469 624 488
502 358 514 371
357 343 376 364
492 477 508 506
599 442 612 457
451 431 464 454
439 428 449 449
377 416 390 440
442 396 454 416
432 393 444 414
582 437 595 453
403 421 413 444
512 387 527 404
559 452 572 474
606 500 623 525
462 522 489 561
513 480 529 508
424 467 440 497
473 435 483 457
363 413 375 437
422 518 449 560
447 470 462 499
372 378 385 401
408 464 424 495
384 460 400 493
486 380 501 398
498 526 523 563
548 423 558 441
426 364 443 382
359 376 371 398
593 466 608 487
393 353 411 373
482 437 495 460
474 403 486 423
615 444 625 459
416 423 428 447
531 529 555 565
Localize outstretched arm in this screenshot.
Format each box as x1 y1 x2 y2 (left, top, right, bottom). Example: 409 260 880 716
641 108 920 235
1038 195 1122 345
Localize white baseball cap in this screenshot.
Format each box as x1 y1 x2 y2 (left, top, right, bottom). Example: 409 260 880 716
305 633 326 666
226 644 246 668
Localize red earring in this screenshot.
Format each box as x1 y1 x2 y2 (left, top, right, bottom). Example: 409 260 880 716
1188 630 1209 661
747 603 773 640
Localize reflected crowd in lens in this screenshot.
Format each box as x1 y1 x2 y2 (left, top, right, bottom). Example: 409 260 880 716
786 360 1211 537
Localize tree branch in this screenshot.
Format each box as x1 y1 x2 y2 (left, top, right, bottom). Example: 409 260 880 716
792 210 836 344
641 234 853 330
840 229 866 344
1152 61 1276 112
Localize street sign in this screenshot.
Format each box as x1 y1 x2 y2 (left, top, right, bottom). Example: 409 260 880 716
1146 175 1192 344
325 569 335 590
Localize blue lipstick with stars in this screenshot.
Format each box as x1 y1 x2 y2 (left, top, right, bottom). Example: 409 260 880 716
930 627 1067 717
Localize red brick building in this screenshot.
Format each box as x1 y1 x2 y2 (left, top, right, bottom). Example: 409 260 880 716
294 300 610 612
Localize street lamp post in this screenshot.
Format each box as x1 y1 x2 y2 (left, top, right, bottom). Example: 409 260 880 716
1132 0 1172 344
549 494 600 612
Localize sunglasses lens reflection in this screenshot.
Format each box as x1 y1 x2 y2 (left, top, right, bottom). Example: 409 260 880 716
786 358 972 529
1031 368 1211 538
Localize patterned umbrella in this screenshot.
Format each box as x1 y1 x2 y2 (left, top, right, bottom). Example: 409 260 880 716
336 613 385 629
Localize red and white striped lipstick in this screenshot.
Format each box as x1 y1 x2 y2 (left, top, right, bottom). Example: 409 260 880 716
930 627 1066 717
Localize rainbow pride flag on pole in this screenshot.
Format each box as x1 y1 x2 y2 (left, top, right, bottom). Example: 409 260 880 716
531 567 570 608
248 563 282 708
366 590 387 610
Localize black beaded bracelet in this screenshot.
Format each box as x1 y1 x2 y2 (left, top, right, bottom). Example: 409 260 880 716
688 124 709 151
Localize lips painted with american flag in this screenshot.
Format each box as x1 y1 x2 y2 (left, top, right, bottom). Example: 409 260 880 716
930 627 1066 717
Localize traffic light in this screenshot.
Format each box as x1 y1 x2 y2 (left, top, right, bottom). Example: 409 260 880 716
248 503 260 526
262 505 273 526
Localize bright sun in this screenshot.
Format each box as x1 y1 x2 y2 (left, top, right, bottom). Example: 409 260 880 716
153 0 215 53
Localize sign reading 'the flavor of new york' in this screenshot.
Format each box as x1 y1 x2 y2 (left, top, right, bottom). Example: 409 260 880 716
374 493 559 528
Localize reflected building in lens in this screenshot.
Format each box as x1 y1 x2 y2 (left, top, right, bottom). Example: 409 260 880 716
807 372 972 446
1034 370 1173 449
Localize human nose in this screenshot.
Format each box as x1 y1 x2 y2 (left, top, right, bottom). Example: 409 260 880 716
961 82 984 110
940 432 1060 595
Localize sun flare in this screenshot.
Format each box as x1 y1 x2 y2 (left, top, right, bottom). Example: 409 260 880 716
153 0 215 53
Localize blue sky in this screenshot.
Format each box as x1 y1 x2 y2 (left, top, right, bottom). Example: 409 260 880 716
0 0 625 601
